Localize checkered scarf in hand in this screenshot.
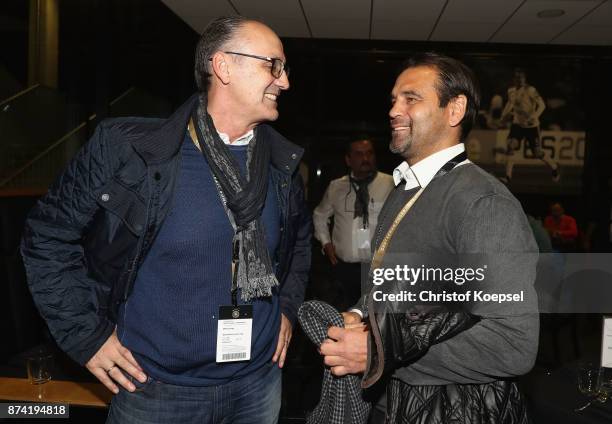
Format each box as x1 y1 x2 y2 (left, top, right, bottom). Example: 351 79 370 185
298 301 371 424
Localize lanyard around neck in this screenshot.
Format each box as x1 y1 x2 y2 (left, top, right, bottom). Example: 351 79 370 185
370 151 467 271
189 118 240 306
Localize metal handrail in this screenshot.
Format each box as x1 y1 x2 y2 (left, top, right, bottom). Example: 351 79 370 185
0 118 91 188
0 84 41 109
0 87 134 189
109 86 134 107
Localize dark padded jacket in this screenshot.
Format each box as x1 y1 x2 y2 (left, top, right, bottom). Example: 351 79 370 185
362 305 530 423
21 94 312 366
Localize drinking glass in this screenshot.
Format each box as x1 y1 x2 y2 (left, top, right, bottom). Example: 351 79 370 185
577 363 603 396
26 350 53 385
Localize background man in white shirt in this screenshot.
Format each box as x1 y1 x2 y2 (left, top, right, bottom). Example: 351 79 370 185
313 139 393 309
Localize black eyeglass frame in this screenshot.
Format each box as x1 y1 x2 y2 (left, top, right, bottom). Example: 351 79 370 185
209 51 289 78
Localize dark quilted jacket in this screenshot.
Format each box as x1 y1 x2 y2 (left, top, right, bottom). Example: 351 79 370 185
21 94 312 366
362 305 530 423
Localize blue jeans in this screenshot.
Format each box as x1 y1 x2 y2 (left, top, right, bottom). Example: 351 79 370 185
106 361 281 424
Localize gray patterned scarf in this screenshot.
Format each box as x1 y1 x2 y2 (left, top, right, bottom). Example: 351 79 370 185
191 94 278 302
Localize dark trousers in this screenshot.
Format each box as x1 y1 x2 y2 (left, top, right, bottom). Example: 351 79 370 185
106 361 281 424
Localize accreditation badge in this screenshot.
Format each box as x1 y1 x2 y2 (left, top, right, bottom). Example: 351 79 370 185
356 227 372 262
216 305 253 363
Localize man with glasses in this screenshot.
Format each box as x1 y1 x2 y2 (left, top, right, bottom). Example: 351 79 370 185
222 51 288 79
314 139 393 310
22 16 311 424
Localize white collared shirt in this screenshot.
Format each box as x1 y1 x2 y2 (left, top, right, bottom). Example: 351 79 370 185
351 144 470 318
217 130 254 146
187 122 254 147
313 172 394 263
392 144 469 190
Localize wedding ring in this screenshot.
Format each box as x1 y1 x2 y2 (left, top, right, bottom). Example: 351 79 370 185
106 365 116 373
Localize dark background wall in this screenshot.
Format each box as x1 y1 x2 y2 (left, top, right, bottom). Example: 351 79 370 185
1 0 612 359
2 1 611 197
0 0 28 98
1 0 611 250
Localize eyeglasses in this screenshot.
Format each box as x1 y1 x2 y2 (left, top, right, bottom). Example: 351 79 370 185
218 51 289 79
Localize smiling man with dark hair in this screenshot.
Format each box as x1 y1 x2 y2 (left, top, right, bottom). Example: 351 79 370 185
319 52 538 423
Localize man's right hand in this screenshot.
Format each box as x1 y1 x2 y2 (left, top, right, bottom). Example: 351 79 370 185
321 325 368 376
85 329 147 394
323 242 338 266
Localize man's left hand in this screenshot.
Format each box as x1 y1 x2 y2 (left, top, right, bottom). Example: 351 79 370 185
272 313 292 368
320 325 368 376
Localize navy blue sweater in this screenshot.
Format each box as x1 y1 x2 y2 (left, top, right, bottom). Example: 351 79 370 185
117 135 281 386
